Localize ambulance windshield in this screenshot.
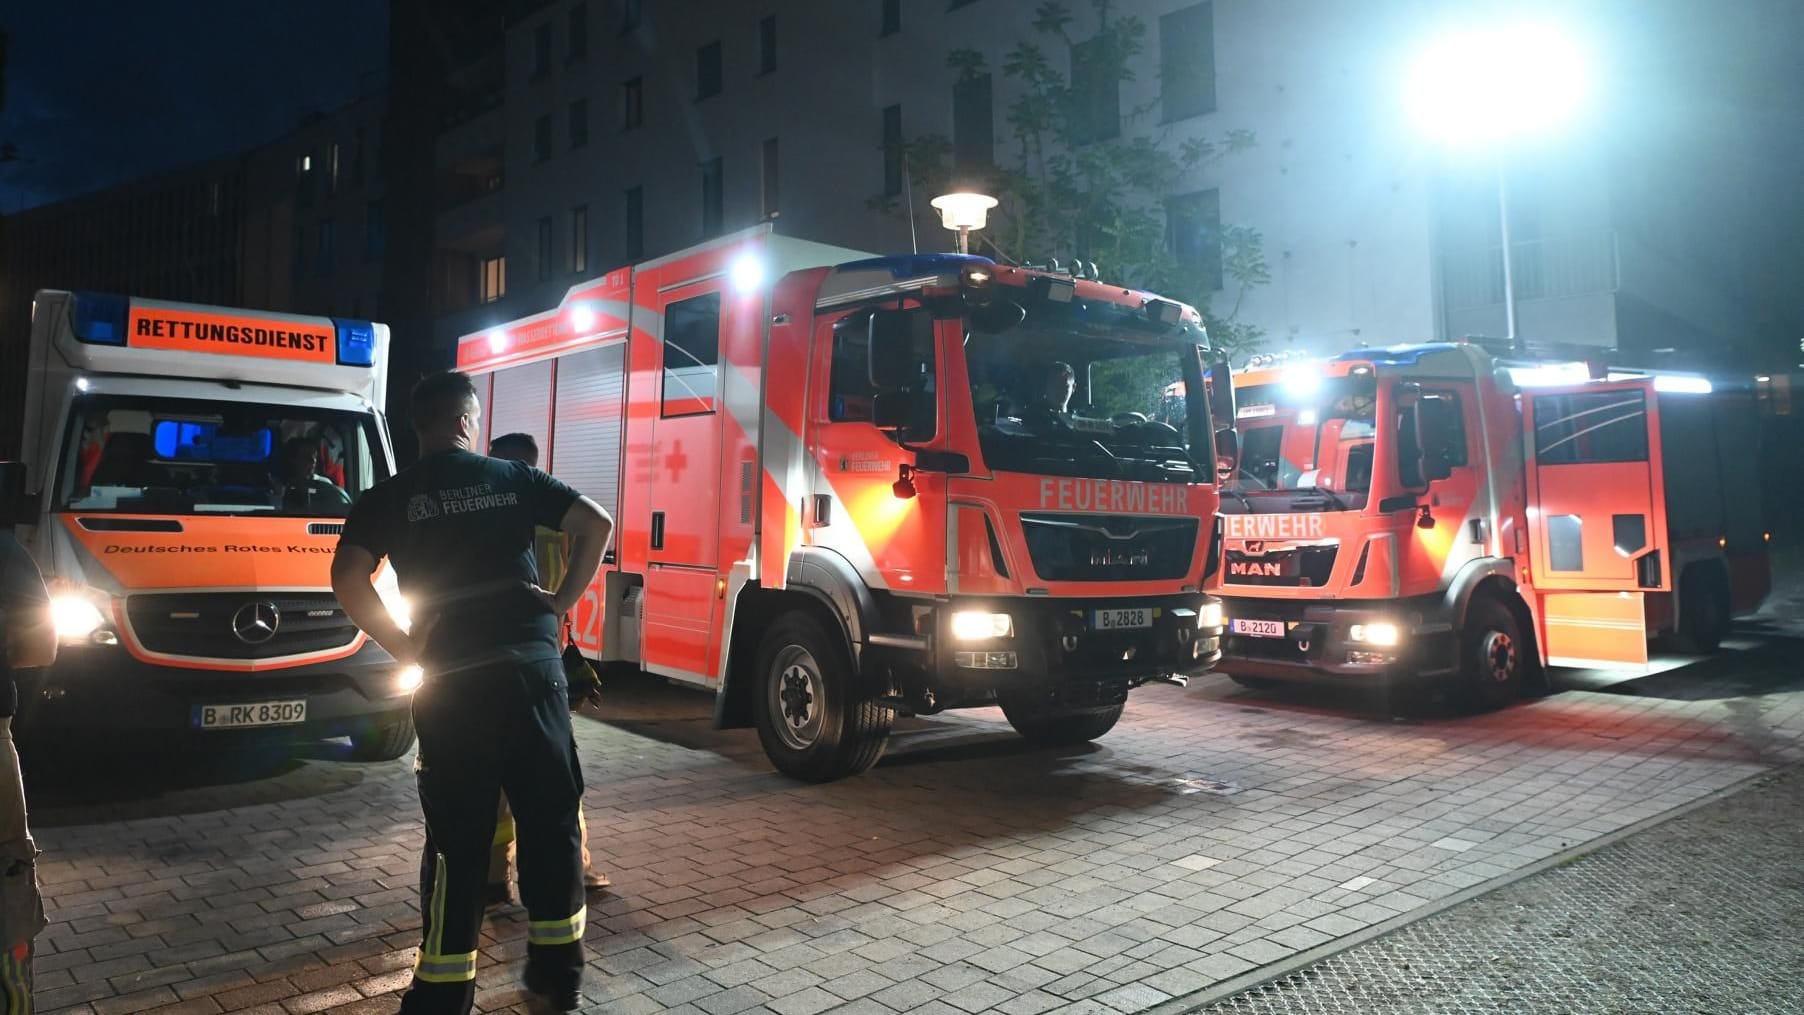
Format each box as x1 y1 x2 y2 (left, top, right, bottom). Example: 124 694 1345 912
964 304 1212 484
57 395 386 517
1225 373 1377 511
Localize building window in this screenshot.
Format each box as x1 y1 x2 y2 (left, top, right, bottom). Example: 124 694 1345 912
532 22 552 79
568 3 589 62
569 99 589 149
761 138 779 219
365 199 385 260
481 256 507 303
953 74 993 171
700 157 724 236
697 40 723 100
296 153 312 176
881 104 903 197
625 186 644 260
758 16 777 74
1161 3 1216 122
317 219 336 275
537 216 554 281
327 143 341 196
880 0 900 36
662 292 721 417
534 114 553 162
622 76 644 130
1166 189 1222 292
295 152 316 208
1070 36 1120 143
571 205 589 273
621 0 642 33
352 127 367 184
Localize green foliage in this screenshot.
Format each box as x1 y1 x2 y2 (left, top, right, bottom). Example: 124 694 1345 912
870 0 1269 360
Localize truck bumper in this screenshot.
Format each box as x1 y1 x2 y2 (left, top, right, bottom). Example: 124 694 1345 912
909 593 1224 708
13 641 415 750
1214 594 1457 687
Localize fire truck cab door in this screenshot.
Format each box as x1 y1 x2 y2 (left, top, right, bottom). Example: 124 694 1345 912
641 280 724 683
1522 381 1668 665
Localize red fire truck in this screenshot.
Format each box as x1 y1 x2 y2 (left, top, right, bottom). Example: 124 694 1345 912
457 226 1231 780
1209 341 1769 707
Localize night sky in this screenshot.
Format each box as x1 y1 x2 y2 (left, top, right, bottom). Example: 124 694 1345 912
0 1 387 212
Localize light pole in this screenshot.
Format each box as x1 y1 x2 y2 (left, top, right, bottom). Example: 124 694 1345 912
1407 23 1588 349
930 192 998 255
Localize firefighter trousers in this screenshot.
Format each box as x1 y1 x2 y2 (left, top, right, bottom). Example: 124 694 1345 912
401 658 586 1014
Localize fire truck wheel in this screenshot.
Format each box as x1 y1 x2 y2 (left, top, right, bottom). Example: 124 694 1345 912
1458 598 1523 710
1670 567 1730 654
753 612 893 783
349 716 417 762
998 695 1124 746
1227 674 1280 691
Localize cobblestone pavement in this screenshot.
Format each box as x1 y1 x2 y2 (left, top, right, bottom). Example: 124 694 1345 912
1190 767 1804 1014
25 615 1804 1015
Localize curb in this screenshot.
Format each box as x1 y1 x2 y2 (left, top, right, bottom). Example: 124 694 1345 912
1143 763 1795 1015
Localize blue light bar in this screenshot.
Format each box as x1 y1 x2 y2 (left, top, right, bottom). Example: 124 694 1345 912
833 253 995 277
1329 343 1462 367
333 318 378 367
70 292 129 345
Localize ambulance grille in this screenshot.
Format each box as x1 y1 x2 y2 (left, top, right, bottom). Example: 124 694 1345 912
1019 514 1197 582
125 592 360 661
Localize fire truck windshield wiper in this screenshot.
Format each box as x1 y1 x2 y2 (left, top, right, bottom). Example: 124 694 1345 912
1292 486 1349 511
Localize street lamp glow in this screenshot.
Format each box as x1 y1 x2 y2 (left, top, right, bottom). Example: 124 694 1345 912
1406 24 1589 148
930 192 998 254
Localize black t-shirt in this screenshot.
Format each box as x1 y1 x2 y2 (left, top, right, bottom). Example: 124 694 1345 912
0 532 51 717
339 450 580 673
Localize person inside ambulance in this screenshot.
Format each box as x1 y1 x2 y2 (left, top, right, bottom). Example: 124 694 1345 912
270 436 351 512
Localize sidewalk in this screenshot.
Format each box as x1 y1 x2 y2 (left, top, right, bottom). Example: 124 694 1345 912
1187 766 1804 1014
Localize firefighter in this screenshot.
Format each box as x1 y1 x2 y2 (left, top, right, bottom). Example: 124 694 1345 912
484 431 610 901
1028 360 1077 429
331 371 612 1012
0 524 54 1010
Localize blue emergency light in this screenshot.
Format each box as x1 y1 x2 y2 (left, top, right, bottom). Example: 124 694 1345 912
333 318 378 367
70 292 130 345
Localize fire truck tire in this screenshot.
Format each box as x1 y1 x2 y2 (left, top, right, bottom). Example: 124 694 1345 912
998 696 1124 746
1227 674 1280 691
753 612 893 783
1457 597 1524 710
1670 566 1730 654
349 716 417 762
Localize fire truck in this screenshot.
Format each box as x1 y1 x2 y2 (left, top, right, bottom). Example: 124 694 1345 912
457 225 1231 781
0 291 417 758
1209 341 1769 707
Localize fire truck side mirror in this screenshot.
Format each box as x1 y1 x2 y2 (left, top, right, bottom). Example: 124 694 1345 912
1415 396 1458 483
868 309 931 390
1213 429 1240 485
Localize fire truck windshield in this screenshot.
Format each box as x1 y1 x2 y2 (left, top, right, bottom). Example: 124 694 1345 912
964 306 1212 484
1227 375 1378 511
56 395 387 517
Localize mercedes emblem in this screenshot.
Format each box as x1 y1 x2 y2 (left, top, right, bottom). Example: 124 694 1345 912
231 601 282 645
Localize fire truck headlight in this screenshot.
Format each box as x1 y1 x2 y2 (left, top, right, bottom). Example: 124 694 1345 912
51 592 109 642
396 664 425 695
1197 601 1223 629
951 611 1014 641
1349 622 1400 647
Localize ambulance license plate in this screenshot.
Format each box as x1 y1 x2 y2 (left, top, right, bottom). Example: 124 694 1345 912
1231 619 1285 638
1092 608 1152 631
192 700 307 730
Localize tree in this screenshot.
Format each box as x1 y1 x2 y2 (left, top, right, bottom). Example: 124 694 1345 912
872 0 1269 361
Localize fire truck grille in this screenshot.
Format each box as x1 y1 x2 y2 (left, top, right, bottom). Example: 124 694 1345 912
125 593 360 660
1019 513 1197 582
1222 544 1339 587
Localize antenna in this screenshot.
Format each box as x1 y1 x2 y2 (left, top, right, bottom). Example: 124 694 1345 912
904 166 919 254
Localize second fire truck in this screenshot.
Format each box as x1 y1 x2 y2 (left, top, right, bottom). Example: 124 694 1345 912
1209 341 1768 706
459 226 1232 781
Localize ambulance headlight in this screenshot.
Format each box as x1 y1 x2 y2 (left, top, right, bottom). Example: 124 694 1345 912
1197 601 1223 629
951 611 1014 641
396 664 425 694
1349 622 1400 647
51 590 109 642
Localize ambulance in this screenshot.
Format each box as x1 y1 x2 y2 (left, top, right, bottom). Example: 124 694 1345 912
1209 341 1769 707
0 291 418 759
458 225 1232 781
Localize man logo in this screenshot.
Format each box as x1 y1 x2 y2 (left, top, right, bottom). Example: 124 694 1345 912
406 494 440 522
1228 561 1283 577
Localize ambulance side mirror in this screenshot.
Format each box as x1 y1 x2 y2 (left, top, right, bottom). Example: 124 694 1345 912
0 462 37 527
